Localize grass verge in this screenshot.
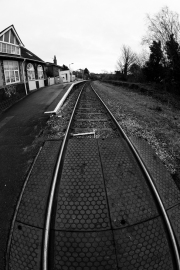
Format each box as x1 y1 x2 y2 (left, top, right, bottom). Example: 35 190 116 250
93 81 180 185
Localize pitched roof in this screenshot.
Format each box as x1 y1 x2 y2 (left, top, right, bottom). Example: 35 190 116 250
46 62 63 69
0 25 45 63
0 24 24 46
21 47 45 63
0 25 10 36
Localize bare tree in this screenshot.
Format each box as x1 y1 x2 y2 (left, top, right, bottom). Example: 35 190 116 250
116 45 137 80
116 59 124 73
136 49 150 68
142 6 180 52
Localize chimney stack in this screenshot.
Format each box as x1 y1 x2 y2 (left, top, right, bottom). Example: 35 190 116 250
54 55 57 65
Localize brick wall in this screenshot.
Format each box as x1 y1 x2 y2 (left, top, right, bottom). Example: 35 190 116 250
0 82 26 113
0 59 26 113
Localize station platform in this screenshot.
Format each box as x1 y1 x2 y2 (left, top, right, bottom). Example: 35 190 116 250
0 81 80 269
44 81 84 114
7 137 180 269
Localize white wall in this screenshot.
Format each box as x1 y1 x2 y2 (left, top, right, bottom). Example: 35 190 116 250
55 77 63 84
60 70 71 82
48 77 55 85
28 81 36 91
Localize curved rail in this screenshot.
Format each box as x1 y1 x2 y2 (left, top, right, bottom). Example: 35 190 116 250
42 83 86 270
90 83 180 269
42 81 180 269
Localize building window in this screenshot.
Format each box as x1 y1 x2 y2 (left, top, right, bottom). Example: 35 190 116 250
37 65 44 79
7 44 11 54
27 63 35 80
2 43 6 53
4 31 9 42
11 45 15 54
3 61 20 84
0 42 20 55
15 46 20 54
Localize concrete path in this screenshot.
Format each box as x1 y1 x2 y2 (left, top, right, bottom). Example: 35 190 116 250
0 83 71 269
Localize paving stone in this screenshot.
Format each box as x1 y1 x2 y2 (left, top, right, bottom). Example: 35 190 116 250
17 140 61 228
114 217 174 270
55 139 110 230
9 222 42 270
52 230 117 270
167 204 180 248
98 138 158 228
130 136 180 209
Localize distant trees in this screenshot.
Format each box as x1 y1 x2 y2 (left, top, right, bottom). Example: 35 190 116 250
129 63 142 82
142 41 164 82
117 45 137 80
84 68 90 80
142 6 180 54
142 29 180 88
89 73 98 80
130 7 180 91
126 50 149 82
98 6 180 92
84 68 89 74
165 34 180 83
73 68 90 80
100 71 115 81
136 50 149 68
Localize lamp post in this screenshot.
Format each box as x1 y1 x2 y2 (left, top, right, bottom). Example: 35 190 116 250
69 63 74 69
69 63 74 82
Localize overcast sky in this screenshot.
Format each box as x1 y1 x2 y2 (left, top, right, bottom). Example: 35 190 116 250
1 0 180 73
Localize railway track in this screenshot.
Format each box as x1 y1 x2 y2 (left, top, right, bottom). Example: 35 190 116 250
7 82 180 269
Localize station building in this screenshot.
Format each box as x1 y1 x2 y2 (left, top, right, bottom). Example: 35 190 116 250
60 70 71 83
46 56 76 84
46 56 63 85
0 25 47 99
60 70 76 83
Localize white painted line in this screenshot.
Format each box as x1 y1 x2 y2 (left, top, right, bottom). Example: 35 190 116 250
44 81 86 115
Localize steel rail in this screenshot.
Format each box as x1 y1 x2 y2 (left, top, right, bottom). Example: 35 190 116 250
42 83 86 270
90 83 180 269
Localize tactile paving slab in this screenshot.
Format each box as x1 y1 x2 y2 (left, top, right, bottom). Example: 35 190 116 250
98 138 158 228
9 222 42 270
114 217 173 270
52 230 117 269
17 141 61 228
55 139 110 230
167 204 180 248
130 136 180 209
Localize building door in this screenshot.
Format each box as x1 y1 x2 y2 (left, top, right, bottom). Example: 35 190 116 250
27 63 36 91
37 65 44 88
